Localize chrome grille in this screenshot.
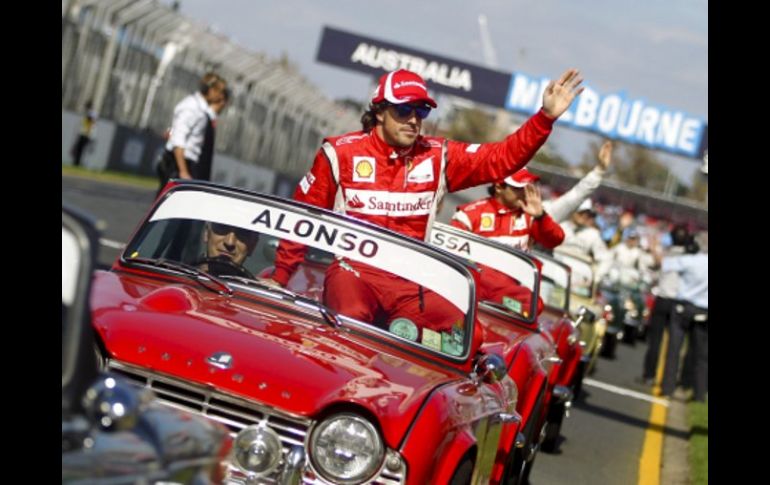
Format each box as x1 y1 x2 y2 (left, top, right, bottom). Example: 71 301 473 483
107 360 310 448
108 360 405 484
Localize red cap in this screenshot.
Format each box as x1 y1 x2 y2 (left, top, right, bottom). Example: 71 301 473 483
502 168 540 188
371 69 437 108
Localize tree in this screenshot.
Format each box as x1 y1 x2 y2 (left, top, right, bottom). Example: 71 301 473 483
442 107 500 143
610 143 672 192
577 139 604 173
441 106 571 168
533 148 570 169
689 171 708 203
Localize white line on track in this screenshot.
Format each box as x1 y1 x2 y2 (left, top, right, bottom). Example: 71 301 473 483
99 238 126 250
583 378 669 407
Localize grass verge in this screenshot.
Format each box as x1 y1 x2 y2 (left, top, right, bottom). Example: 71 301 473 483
688 400 708 485
62 165 157 189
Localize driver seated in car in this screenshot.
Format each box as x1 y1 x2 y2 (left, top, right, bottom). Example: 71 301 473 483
198 222 259 276
475 264 544 319
325 259 465 344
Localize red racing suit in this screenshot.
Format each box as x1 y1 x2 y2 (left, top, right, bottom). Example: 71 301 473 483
272 109 555 343
450 196 565 251
273 109 556 286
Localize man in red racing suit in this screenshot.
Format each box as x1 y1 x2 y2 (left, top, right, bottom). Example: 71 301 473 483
271 68 583 338
450 167 565 251
450 168 563 313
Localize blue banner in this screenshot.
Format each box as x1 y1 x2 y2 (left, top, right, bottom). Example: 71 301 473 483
316 26 512 108
505 73 707 159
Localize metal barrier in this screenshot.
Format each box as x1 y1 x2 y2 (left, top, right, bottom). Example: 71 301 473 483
62 0 360 178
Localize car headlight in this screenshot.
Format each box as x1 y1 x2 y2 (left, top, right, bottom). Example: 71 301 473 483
232 425 283 477
309 413 384 483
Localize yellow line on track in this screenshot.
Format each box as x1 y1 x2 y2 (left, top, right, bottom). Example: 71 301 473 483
638 331 669 485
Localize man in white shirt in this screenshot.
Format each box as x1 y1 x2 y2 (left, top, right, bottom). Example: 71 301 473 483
598 228 652 285
639 224 690 385
660 238 708 401
559 198 609 265
157 72 227 195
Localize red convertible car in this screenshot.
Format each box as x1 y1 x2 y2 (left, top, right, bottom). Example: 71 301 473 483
90 181 524 485
531 251 586 452
429 223 576 483
63 204 232 483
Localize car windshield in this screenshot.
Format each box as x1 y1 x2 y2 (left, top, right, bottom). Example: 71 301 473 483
534 253 569 311
121 184 475 360
553 250 594 299
429 223 539 322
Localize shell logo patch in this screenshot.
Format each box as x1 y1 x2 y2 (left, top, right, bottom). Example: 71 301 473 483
480 213 495 232
353 156 376 182
356 160 373 177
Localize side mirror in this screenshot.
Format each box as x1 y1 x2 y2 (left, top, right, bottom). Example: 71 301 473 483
475 353 508 384
571 305 596 329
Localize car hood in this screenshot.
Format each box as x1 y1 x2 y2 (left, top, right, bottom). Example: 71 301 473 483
91 270 461 447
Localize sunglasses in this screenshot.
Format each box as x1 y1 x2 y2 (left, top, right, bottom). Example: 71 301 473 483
209 223 255 240
388 103 431 120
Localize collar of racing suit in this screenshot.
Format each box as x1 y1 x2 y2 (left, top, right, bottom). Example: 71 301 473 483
489 195 523 217
369 126 417 162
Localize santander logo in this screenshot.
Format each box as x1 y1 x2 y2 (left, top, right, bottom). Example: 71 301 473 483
347 194 365 209
394 81 426 91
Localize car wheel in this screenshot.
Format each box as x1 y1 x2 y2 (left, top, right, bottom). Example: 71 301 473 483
519 445 538 485
502 447 526 485
449 455 474 485
506 386 547 485
540 401 565 453
573 375 584 401
572 360 587 402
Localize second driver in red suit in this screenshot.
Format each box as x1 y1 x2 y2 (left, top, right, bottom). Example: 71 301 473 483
451 168 562 315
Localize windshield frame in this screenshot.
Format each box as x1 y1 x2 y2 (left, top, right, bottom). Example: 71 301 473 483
532 251 571 313
429 222 541 324
552 249 596 300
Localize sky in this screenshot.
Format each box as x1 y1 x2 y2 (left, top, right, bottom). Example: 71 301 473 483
177 0 707 186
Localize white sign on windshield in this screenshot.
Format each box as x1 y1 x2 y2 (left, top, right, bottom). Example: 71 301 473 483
430 223 537 291
151 190 470 313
